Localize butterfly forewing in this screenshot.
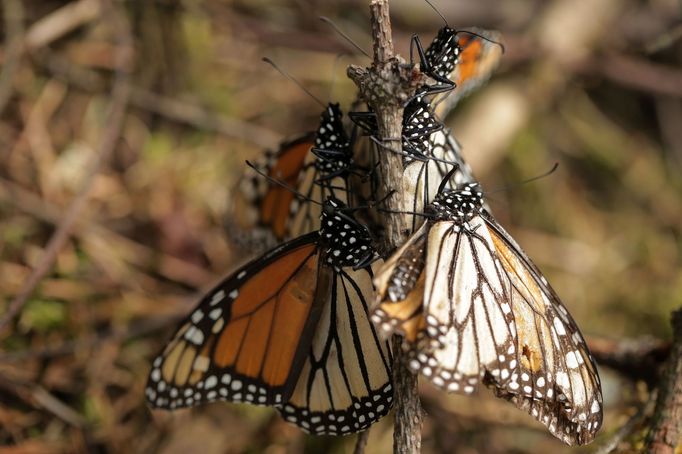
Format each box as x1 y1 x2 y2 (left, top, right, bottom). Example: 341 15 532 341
229 135 316 249
146 233 326 408
485 219 603 444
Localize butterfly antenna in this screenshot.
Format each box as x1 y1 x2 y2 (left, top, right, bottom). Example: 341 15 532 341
376 207 431 218
262 57 326 109
458 30 506 53
245 160 323 206
437 164 461 194
423 0 449 27
327 53 345 102
319 16 371 58
487 162 559 194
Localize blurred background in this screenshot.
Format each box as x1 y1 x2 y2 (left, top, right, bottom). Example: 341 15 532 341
0 0 680 452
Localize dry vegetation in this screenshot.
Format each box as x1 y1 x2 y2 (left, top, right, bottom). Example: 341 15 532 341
0 0 681 453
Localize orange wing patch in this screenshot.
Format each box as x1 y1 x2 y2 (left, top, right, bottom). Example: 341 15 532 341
215 244 318 385
454 32 503 90
227 135 314 249
261 139 314 239
147 237 323 409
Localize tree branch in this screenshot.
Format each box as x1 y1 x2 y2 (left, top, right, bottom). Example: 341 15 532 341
347 1 427 452
646 308 682 453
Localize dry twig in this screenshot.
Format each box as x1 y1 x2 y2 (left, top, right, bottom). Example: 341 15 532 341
587 335 671 386
646 308 682 453
353 430 370 454
347 1 427 452
576 53 682 98
594 396 655 454
0 0 133 333
23 0 100 51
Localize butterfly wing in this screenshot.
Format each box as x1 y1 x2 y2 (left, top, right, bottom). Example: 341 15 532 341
483 215 603 445
146 232 330 409
229 104 352 250
371 223 429 342
413 216 602 445
402 128 479 232
228 134 316 249
280 265 393 435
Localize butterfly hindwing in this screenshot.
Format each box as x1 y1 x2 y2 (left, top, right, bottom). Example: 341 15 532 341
281 265 393 435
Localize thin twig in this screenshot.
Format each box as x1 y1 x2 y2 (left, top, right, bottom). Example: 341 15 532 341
575 53 682 98
23 0 101 51
587 335 671 386
645 308 682 453
353 429 370 454
0 177 216 289
0 373 86 428
0 0 25 115
347 1 427 452
0 315 176 363
0 0 133 333
594 396 655 454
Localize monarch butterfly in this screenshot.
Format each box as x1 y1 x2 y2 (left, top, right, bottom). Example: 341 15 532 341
228 103 353 250
147 196 393 435
414 26 503 108
371 171 603 445
351 100 479 233
425 27 504 116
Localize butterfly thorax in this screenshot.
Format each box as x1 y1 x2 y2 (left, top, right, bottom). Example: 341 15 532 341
424 27 461 79
314 103 352 176
319 198 373 269
429 182 484 222
402 100 442 164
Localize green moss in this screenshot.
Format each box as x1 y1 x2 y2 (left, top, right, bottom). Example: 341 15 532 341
18 299 67 333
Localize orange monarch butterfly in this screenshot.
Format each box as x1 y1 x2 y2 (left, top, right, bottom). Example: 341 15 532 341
147 197 393 435
351 100 480 233
413 26 503 112
228 103 353 250
371 170 603 445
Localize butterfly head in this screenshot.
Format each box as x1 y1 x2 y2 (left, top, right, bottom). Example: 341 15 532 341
319 197 373 268
430 182 484 221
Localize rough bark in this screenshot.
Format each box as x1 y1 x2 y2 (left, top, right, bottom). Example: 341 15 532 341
646 308 682 454
347 1 427 452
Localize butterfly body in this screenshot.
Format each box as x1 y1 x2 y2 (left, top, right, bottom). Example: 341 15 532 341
423 26 462 81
